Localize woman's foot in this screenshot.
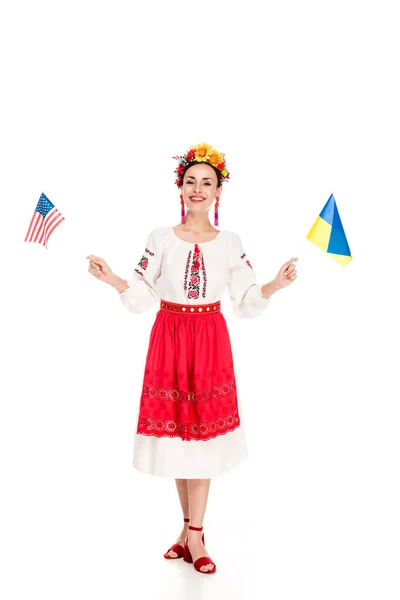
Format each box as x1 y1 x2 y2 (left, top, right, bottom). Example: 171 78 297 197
165 521 190 558
187 528 215 573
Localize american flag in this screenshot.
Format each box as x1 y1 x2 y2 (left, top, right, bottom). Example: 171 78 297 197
24 193 65 248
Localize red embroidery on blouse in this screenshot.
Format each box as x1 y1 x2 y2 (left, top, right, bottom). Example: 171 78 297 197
182 244 208 298
138 255 149 270
201 253 207 298
183 250 192 294
240 251 253 269
136 245 155 275
187 243 201 300
137 377 240 441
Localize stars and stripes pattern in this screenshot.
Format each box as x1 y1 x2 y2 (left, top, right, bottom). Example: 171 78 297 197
24 193 65 248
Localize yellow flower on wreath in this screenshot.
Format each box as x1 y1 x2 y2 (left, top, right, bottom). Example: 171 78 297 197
193 142 212 162
208 149 224 167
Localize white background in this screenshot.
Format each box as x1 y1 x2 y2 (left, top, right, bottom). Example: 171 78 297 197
1 1 399 598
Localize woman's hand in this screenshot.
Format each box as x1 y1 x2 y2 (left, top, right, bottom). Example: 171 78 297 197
86 255 116 285
260 257 298 299
274 257 298 291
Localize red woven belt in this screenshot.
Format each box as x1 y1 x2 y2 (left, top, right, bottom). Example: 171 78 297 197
160 299 221 314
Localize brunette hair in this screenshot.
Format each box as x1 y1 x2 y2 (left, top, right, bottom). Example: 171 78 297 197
182 161 222 188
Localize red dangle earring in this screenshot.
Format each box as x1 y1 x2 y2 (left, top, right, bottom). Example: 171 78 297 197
180 194 186 224
214 196 220 226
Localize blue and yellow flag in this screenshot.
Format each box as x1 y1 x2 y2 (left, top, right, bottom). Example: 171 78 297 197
306 194 352 266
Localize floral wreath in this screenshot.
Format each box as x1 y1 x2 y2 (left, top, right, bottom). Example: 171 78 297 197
173 142 230 188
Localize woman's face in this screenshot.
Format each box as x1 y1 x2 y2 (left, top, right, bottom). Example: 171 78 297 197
181 163 221 213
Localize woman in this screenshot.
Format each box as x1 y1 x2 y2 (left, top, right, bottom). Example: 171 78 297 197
86 142 297 574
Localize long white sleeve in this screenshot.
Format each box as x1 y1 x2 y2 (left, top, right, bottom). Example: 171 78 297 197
227 233 270 318
119 228 163 314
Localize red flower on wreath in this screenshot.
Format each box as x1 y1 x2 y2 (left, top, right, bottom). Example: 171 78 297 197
187 149 196 162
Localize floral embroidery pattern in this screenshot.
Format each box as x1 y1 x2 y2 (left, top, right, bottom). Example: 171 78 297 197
136 246 154 276
201 253 207 298
187 243 201 300
138 255 149 270
137 410 240 442
183 250 192 294
183 245 208 298
142 378 236 404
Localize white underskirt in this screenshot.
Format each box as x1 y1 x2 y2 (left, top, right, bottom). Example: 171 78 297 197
132 422 248 478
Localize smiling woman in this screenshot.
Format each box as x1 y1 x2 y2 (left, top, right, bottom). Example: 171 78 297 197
86 141 298 574
174 142 228 227
180 162 223 228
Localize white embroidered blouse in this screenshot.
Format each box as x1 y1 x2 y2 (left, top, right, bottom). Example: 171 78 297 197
118 226 271 318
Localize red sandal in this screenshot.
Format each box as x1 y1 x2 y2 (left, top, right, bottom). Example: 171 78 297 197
164 519 205 559
183 525 216 574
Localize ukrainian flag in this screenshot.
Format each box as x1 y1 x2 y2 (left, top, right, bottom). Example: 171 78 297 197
306 194 352 267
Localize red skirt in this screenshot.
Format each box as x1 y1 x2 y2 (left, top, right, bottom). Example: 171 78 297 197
137 299 240 442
